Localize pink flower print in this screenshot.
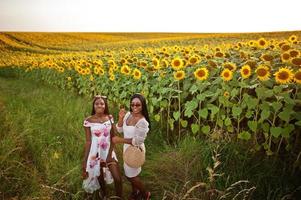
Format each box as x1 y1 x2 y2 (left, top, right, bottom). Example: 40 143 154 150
94 129 102 137
103 127 109 137
100 138 108 150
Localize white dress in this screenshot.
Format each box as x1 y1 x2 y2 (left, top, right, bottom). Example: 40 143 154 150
116 112 149 178
82 119 117 193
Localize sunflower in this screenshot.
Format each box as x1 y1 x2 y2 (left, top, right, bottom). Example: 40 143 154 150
99 68 105 76
240 65 252 79
258 38 269 48
289 35 298 43
281 43 291 51
288 49 300 58
221 69 233 81
291 58 301 66
224 91 230 98
274 67 294 84
248 40 256 47
260 54 274 62
120 65 131 75
294 70 301 84
94 67 100 75
133 68 142 80
171 57 184 70
109 74 115 81
223 62 237 71
255 65 270 81
281 52 290 62
194 67 209 81
160 59 169 68
120 58 127 65
174 70 185 81
189 55 200 65
215 51 224 58
152 57 160 69
67 76 71 81
90 75 94 81
85 68 91 75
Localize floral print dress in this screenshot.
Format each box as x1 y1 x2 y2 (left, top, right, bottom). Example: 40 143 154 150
82 119 117 193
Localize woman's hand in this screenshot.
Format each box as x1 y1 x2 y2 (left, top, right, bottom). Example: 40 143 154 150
118 108 126 120
82 170 89 179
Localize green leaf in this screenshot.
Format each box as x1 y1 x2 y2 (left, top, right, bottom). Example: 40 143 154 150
160 100 168 108
238 131 251 140
245 110 254 118
271 102 282 113
191 123 199 134
255 87 265 99
247 121 257 132
247 97 258 110
224 117 232 126
295 120 301 127
154 114 160 122
197 93 206 101
232 106 242 118
231 88 239 97
208 104 219 116
201 125 210 135
189 85 199 94
180 120 188 128
273 85 283 94
278 105 294 123
173 111 181 121
198 108 208 119
260 109 270 122
262 122 270 133
227 126 234 132
282 124 294 138
270 127 282 138
283 93 295 105
184 100 198 117
168 119 174 131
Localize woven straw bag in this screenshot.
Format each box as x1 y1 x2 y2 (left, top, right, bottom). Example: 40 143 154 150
123 146 145 168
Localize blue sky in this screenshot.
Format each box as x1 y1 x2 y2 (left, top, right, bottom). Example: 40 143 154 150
0 0 300 32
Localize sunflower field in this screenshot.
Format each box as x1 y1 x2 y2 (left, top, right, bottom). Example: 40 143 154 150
1 32 301 155
1 31 301 199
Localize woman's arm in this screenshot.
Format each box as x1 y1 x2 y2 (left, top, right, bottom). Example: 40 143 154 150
106 119 116 162
83 126 91 175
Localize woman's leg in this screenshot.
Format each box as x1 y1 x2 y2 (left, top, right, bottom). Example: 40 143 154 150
108 162 123 198
126 176 139 200
127 176 150 200
98 166 107 198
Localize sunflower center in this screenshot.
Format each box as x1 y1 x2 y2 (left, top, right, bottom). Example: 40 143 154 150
176 73 183 78
224 72 230 78
295 72 301 80
259 41 266 46
243 69 250 75
257 68 267 76
197 70 205 77
174 60 180 67
278 71 289 80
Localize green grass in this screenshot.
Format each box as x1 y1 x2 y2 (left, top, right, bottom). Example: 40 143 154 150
0 73 301 199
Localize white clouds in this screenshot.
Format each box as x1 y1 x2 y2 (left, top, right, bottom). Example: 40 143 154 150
0 0 300 32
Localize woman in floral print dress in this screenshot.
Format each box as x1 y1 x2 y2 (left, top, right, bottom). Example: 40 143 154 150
82 95 122 199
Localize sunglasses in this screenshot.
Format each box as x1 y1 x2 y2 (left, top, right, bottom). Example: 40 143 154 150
130 103 141 107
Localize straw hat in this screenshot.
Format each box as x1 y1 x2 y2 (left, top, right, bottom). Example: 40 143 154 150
123 146 145 168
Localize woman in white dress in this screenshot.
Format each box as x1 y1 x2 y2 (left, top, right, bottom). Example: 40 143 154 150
113 93 151 200
82 95 122 199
